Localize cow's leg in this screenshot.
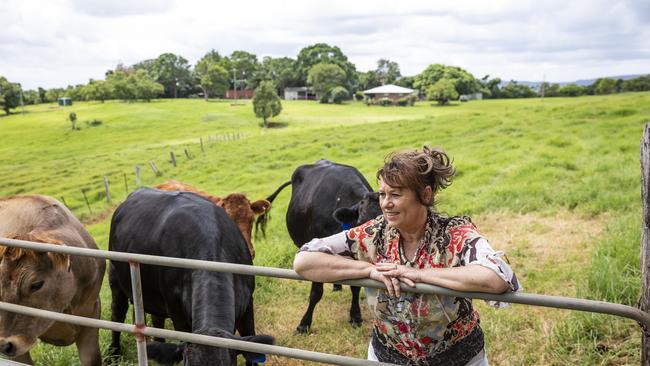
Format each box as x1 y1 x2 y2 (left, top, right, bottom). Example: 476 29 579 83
12 352 33 365
349 286 363 327
76 297 102 366
108 272 129 358
296 281 323 334
75 325 102 366
151 315 166 343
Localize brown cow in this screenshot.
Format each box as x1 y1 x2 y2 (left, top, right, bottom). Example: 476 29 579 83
155 180 271 259
0 195 105 366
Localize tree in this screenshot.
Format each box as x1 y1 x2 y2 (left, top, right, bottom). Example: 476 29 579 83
152 53 192 98
219 50 260 90
257 56 300 95
426 78 458 105
622 75 650 92
296 43 357 90
0 76 22 115
131 70 164 101
252 81 282 128
195 52 229 100
395 76 415 89
44 88 65 103
595 78 618 95
82 80 112 102
357 70 381 91
22 89 40 105
376 59 401 85
414 64 478 96
500 81 537 98
307 63 346 102
558 84 585 97
478 75 502 99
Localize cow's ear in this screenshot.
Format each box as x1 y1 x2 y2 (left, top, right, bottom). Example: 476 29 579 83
333 205 359 225
250 199 271 215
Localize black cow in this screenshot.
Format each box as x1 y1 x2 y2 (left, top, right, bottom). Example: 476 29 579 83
257 160 382 334
108 188 273 365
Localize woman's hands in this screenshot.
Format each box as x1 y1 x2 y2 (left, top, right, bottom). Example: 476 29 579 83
372 263 422 297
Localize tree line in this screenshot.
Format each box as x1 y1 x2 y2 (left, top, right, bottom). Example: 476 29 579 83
2 42 650 114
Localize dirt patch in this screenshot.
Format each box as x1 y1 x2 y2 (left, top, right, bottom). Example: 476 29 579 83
474 210 608 259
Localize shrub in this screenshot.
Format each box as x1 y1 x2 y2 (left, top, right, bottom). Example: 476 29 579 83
407 93 418 106
319 92 330 104
68 112 79 130
397 98 408 106
330 86 349 104
85 119 103 126
354 91 365 101
378 97 393 107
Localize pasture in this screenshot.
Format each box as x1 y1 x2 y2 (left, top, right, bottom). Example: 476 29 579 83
1 92 649 365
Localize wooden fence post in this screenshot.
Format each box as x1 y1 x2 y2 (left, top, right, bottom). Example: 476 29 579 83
123 172 129 194
641 122 650 365
149 161 161 177
135 165 141 186
81 189 92 214
103 176 112 203
184 148 192 160
200 137 205 152
170 151 177 167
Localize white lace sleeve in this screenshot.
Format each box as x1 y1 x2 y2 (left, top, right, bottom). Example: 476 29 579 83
462 237 522 308
298 232 355 258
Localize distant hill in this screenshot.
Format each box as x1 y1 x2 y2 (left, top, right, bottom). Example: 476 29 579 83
502 74 648 89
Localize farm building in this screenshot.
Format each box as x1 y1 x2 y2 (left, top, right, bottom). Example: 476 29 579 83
57 97 72 106
362 84 415 102
284 87 316 100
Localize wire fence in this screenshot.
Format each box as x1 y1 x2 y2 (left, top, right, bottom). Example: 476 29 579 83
0 236 649 365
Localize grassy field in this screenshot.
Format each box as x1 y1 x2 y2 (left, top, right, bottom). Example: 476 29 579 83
1 93 649 365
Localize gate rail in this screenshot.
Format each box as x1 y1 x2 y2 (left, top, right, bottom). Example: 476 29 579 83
1 236 649 365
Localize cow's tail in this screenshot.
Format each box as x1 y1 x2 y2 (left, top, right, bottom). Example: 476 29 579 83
255 180 291 238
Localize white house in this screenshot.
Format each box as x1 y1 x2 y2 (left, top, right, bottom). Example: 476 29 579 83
362 84 415 101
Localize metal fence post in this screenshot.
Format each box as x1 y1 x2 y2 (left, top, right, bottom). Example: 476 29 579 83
129 261 148 366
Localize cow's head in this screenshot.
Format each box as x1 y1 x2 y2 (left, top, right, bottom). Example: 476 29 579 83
0 233 74 358
333 192 382 227
219 194 271 259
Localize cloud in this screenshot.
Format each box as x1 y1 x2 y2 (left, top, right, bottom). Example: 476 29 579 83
0 0 648 89
72 0 174 17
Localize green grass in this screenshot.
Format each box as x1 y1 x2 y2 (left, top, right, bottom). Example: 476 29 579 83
1 93 650 364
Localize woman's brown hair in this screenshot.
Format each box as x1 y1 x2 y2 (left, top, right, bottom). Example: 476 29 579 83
376 146 455 206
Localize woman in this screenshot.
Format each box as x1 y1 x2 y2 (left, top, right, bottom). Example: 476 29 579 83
293 146 520 366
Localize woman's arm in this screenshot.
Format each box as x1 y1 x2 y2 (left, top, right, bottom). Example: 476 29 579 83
293 252 402 296
375 263 508 297
293 251 372 282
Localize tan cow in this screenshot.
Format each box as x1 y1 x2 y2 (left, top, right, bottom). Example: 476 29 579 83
155 180 271 259
0 195 105 366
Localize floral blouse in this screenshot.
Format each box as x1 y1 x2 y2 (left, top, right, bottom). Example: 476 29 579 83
299 210 520 364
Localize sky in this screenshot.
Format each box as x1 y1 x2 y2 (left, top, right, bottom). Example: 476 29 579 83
1 0 649 90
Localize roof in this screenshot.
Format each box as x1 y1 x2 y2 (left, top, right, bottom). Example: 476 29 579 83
284 87 313 92
362 84 414 94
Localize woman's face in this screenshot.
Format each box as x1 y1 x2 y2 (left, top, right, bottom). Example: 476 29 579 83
378 179 428 232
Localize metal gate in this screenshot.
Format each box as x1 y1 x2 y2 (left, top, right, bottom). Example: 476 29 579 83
1 236 648 365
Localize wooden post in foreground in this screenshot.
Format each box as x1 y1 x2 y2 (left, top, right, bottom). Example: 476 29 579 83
641 123 650 365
